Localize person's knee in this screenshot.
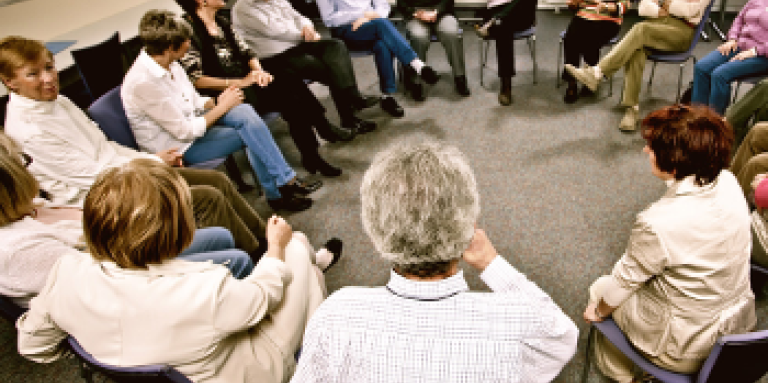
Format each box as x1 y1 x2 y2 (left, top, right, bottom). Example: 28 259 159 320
197 226 236 246
710 66 734 85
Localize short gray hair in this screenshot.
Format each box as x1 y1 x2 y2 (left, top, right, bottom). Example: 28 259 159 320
361 140 480 265
139 9 193 55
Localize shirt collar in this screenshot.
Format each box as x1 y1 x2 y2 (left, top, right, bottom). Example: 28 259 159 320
665 173 717 197
100 258 218 278
385 269 469 301
138 49 171 79
8 91 58 114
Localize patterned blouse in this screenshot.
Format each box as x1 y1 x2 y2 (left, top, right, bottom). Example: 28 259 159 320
180 23 257 83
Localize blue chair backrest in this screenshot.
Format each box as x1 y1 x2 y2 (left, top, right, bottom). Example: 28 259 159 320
0 294 25 323
87 86 140 150
696 329 768 383
686 0 714 55
67 336 193 383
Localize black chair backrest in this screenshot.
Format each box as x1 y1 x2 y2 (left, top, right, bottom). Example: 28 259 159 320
697 330 768 383
0 294 26 323
71 32 125 102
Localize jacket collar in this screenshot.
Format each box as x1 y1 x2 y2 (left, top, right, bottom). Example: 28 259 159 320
386 269 469 301
100 258 220 278
663 173 718 198
137 49 172 79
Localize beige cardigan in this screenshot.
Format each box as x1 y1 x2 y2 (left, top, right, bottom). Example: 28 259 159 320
16 239 311 383
601 171 756 360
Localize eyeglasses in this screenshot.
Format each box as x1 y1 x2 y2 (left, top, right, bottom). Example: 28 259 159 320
21 152 32 168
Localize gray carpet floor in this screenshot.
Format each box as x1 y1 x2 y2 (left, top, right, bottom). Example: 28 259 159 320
2 9 767 383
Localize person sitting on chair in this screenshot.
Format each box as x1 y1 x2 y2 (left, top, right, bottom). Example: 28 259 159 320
123 10 320 212
0 133 255 308
691 0 768 115
566 0 710 131
560 0 628 104
583 105 755 383
475 0 538 105
291 140 578 382
726 77 768 144
314 0 441 113
232 0 381 129
397 0 469 99
174 0 354 178
17 158 341 383
0 35 269 261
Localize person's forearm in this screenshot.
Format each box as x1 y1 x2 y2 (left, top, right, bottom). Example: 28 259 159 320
195 76 235 91
203 104 231 127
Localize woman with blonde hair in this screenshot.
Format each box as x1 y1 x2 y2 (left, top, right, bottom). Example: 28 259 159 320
0 133 255 308
17 158 340 383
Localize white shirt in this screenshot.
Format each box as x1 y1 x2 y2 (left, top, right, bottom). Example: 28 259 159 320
4 92 160 207
291 256 578 383
232 0 315 58
121 50 211 155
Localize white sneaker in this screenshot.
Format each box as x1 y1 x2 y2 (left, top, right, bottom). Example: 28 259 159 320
619 107 639 132
564 64 601 92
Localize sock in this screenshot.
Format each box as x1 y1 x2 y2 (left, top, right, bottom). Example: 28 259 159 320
315 248 334 270
410 59 426 74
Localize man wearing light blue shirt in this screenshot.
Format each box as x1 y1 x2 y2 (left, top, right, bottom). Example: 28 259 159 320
316 0 441 116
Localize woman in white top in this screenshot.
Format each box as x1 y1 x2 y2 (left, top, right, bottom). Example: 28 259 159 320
123 10 319 212
583 105 756 382
17 158 331 383
0 133 255 308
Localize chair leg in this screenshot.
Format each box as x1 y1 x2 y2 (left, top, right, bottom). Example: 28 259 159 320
531 36 537 84
557 38 563 88
480 39 491 87
733 81 742 105
676 63 684 103
648 62 657 90
609 73 614 97
76 361 96 383
580 327 596 383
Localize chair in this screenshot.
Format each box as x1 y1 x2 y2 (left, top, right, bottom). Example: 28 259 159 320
87 86 255 192
732 72 768 104
751 262 768 294
556 30 620 96
582 317 768 383
0 294 26 323
67 336 193 383
643 0 715 103
71 32 125 103
480 26 537 87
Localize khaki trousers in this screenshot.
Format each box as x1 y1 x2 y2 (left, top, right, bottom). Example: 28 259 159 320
588 276 702 382
176 167 267 258
598 17 694 107
252 233 326 383
731 123 768 197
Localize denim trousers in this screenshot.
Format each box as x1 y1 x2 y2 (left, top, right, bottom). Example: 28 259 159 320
180 227 254 279
183 104 296 200
692 49 768 115
332 18 418 94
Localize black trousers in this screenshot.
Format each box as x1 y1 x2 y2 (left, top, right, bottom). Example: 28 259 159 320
242 67 326 158
483 0 537 79
562 16 621 82
261 39 360 122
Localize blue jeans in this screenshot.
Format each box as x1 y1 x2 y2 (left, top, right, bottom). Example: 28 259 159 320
180 227 254 279
692 48 768 115
184 104 296 200
332 18 418 94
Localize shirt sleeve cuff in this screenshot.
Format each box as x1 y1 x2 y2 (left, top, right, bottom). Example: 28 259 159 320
250 256 292 285
601 276 635 307
191 116 208 138
479 255 526 291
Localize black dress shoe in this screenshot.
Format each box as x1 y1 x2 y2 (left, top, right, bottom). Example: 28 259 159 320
267 195 313 212
406 81 425 102
342 117 376 134
302 156 342 177
420 66 440 85
315 121 355 142
380 97 405 117
455 75 470 96
579 85 595 97
279 178 323 197
321 237 343 272
353 95 380 112
564 82 579 104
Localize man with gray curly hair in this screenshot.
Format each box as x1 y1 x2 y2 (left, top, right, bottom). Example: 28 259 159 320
291 140 578 383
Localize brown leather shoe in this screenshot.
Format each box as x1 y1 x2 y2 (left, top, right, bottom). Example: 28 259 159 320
498 87 512 106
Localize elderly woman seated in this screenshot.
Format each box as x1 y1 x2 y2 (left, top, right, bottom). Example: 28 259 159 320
0 133 254 308
123 10 319 212
583 105 755 383
17 158 340 383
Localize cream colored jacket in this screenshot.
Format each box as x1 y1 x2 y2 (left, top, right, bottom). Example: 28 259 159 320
601 170 756 360
17 243 299 383
638 0 710 24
